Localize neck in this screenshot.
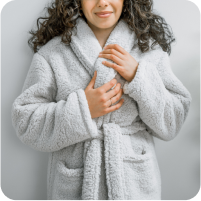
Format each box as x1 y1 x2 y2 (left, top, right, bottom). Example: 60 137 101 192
86 20 118 49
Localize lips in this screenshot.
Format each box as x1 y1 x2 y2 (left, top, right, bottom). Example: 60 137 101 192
95 12 113 18
96 12 113 14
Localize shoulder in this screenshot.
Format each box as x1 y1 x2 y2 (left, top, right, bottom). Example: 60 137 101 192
132 38 171 73
135 39 169 65
37 36 69 62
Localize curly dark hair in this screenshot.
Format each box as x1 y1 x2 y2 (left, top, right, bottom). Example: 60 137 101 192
28 0 176 55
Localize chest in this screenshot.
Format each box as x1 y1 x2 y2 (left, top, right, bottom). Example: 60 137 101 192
48 47 141 126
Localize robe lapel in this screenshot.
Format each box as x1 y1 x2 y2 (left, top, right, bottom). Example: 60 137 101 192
70 17 137 200
70 17 102 78
70 17 137 85
70 16 137 128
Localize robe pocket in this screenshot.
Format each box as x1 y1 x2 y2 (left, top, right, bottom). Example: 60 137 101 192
52 160 84 200
123 148 160 199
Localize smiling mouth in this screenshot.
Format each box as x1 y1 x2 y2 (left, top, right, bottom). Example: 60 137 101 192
95 12 113 18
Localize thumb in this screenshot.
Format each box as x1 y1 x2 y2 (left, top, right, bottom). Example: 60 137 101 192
89 71 97 88
87 71 97 89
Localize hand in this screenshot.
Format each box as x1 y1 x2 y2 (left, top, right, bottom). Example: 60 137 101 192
84 71 124 119
98 44 139 82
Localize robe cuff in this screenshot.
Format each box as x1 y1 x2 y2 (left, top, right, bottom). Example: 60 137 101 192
123 60 159 98
123 60 148 95
76 88 102 139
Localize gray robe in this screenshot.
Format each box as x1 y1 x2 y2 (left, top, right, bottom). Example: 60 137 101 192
11 17 192 200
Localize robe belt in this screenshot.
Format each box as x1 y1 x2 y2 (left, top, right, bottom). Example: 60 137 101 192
82 121 147 200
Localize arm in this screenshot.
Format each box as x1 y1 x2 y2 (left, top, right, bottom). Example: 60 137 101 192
123 50 192 141
11 53 101 152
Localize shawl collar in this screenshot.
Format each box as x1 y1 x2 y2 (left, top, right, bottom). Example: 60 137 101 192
70 17 137 88
70 17 140 200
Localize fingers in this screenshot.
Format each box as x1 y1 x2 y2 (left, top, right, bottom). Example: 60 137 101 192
110 87 124 106
105 82 122 100
104 98 124 114
104 84 124 109
99 78 117 93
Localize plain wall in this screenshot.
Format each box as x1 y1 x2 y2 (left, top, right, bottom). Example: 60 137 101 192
1 0 200 200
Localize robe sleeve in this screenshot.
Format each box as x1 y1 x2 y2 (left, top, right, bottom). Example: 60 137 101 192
123 49 192 141
11 52 101 152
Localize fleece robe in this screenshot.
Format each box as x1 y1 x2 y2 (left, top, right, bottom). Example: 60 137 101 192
11 17 192 200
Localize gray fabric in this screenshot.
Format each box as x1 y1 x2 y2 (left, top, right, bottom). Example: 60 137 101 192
11 17 192 200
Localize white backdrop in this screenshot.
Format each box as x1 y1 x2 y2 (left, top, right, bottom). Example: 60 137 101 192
1 0 200 200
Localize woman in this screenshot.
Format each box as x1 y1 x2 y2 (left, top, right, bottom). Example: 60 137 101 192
11 0 192 200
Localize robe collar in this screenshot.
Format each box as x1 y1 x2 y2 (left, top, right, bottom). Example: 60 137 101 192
69 18 141 199
70 17 137 87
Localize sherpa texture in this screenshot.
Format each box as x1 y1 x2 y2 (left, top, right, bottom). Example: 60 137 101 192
11 17 192 200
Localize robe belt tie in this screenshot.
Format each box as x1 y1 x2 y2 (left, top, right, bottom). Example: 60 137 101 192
82 121 147 200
